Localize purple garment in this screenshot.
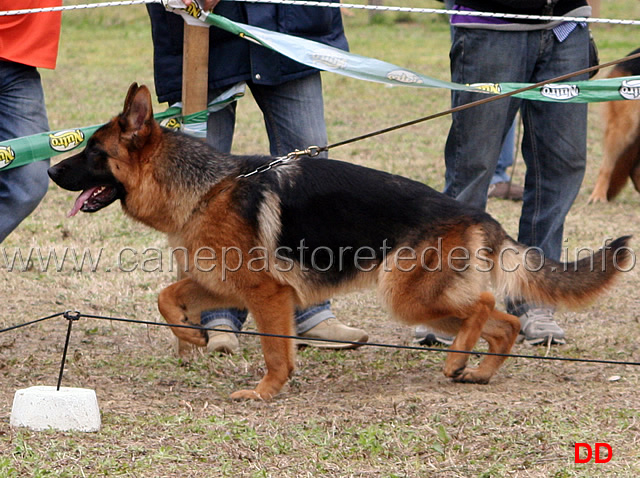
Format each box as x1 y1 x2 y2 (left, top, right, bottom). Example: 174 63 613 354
450 5 582 42
450 6 512 26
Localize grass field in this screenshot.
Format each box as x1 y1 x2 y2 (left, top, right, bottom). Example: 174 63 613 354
2 1 640 476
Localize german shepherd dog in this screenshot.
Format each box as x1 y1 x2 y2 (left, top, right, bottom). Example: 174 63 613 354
49 84 630 400
588 47 640 203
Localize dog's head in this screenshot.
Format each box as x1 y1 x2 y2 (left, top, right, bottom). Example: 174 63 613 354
48 83 156 217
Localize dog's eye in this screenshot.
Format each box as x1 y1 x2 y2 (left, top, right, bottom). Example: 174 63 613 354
87 148 108 165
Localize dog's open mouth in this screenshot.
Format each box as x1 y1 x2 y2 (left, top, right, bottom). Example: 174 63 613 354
68 186 119 217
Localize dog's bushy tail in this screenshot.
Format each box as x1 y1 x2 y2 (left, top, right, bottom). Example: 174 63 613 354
490 235 632 309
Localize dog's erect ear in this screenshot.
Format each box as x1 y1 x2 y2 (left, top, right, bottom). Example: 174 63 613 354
119 84 154 147
125 85 153 130
122 82 140 113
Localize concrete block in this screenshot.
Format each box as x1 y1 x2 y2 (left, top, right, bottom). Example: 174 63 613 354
10 386 101 432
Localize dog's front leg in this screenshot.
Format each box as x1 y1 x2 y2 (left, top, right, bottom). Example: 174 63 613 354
158 278 238 353
230 282 296 401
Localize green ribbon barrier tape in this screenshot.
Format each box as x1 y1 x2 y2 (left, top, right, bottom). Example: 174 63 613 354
481 76 640 103
183 8 640 104
199 10 475 92
0 109 175 172
0 125 101 172
0 84 245 172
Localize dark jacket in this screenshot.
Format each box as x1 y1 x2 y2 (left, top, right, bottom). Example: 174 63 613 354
455 0 588 18
146 2 348 104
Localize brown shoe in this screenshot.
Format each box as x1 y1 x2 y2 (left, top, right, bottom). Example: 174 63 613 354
296 318 368 349
488 181 524 201
206 325 239 354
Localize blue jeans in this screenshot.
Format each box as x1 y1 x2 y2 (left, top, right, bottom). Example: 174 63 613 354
443 0 516 188
492 120 516 185
0 61 50 243
444 27 588 315
202 73 333 333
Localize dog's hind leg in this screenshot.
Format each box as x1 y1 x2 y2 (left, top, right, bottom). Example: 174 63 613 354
380 231 511 383
441 292 496 383
403 296 518 384
230 281 297 401
463 308 520 383
384 280 502 383
158 278 241 352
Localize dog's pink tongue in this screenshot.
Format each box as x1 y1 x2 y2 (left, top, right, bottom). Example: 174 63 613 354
68 188 97 217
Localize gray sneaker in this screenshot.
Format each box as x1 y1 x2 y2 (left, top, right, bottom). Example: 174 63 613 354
414 325 454 346
518 308 566 345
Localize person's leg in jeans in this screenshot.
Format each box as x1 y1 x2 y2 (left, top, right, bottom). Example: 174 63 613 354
507 27 589 344
517 27 588 265
202 73 368 352
444 0 521 202
443 29 526 210
417 28 522 346
487 120 524 201
0 61 50 243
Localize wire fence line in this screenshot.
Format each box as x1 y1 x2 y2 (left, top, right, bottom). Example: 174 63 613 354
2 310 640 368
1 0 639 26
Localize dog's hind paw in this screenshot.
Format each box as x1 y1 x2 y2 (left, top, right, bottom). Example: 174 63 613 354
451 367 491 384
230 389 265 401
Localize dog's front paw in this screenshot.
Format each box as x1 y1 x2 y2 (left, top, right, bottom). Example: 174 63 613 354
173 318 208 347
230 389 265 401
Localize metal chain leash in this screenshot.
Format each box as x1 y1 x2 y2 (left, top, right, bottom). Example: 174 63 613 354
237 146 321 178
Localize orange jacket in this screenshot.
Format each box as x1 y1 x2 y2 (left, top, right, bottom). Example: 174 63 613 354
0 0 62 69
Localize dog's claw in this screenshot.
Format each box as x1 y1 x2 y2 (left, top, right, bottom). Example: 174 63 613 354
587 192 608 204
443 364 466 379
230 389 264 401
